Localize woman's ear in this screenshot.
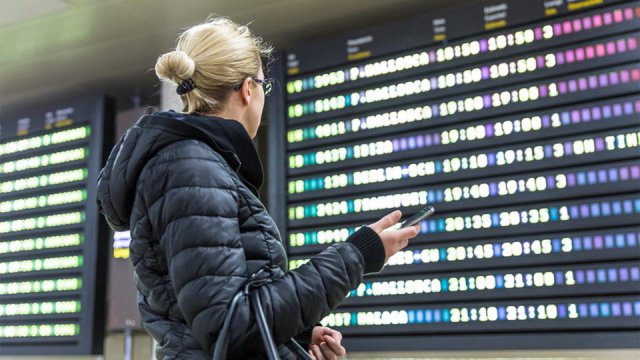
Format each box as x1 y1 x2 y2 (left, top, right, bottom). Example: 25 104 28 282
240 77 252 106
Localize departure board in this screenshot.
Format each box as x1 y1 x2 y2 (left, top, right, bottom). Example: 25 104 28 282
0 96 114 355
278 0 640 351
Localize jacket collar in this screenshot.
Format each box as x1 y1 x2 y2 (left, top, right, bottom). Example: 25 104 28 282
137 111 264 197
178 113 264 196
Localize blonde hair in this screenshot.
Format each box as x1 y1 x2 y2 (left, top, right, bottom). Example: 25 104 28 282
155 16 273 113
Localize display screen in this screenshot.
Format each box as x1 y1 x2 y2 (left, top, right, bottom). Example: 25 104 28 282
0 96 113 355
280 0 640 350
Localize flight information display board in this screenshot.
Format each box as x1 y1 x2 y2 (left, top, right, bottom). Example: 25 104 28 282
280 0 640 350
0 96 114 355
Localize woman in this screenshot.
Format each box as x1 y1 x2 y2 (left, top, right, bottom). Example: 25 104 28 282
97 17 419 359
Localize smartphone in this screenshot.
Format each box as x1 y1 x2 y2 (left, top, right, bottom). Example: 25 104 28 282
399 206 435 228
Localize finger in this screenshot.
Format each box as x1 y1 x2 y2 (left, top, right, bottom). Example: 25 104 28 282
399 237 409 250
324 328 342 342
393 225 420 240
369 210 402 232
324 335 346 356
404 224 421 237
320 342 337 360
312 345 325 360
308 350 317 360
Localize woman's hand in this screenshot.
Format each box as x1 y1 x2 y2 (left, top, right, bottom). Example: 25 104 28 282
308 326 346 360
368 210 420 263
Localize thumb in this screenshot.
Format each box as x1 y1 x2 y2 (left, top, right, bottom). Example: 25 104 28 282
369 210 402 232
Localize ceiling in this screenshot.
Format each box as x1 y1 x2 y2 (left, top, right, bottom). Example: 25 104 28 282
0 0 480 114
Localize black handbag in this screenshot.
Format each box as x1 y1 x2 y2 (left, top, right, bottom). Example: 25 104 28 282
212 268 313 360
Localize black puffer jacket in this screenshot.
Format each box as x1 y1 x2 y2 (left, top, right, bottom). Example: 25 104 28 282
97 111 385 359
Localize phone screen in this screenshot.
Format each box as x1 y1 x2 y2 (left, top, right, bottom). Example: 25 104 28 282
400 206 435 228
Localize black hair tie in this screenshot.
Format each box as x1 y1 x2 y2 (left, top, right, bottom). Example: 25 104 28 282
176 79 196 95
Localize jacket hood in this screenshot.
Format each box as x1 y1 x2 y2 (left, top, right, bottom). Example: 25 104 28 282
97 111 255 231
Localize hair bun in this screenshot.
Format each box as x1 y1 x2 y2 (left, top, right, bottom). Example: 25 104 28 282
155 50 196 83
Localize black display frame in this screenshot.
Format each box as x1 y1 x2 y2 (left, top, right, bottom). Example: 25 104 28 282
0 95 114 355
